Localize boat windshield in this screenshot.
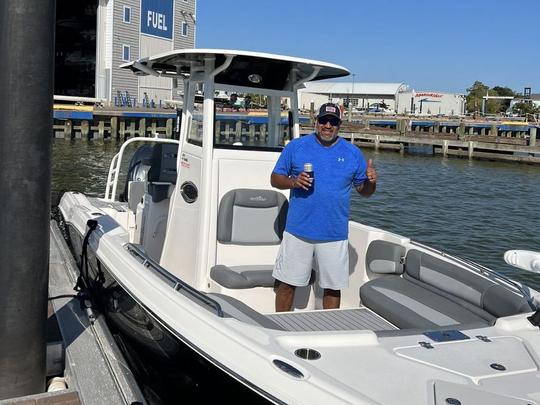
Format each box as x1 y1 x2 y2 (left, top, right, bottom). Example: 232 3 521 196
212 92 293 151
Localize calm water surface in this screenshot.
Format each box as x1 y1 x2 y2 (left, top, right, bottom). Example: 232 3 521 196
52 139 540 289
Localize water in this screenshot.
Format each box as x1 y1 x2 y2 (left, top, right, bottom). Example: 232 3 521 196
52 139 540 290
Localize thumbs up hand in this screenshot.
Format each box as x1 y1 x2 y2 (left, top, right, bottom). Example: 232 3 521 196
366 159 377 183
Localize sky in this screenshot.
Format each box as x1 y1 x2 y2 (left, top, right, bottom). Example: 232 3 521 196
195 0 540 94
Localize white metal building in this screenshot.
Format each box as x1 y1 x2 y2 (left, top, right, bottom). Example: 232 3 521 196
96 0 196 105
299 82 466 116
396 91 466 116
298 82 410 112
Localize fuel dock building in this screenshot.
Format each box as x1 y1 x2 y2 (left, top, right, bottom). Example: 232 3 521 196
56 0 196 106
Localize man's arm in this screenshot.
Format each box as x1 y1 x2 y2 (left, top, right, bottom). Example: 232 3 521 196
271 172 312 190
355 159 377 197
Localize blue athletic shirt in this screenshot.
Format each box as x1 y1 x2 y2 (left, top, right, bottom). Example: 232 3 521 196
273 133 368 241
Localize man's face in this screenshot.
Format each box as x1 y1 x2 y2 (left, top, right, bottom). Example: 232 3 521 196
315 115 341 142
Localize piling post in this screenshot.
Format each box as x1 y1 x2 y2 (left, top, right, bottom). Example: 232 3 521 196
374 135 380 151
0 0 55 397
363 118 370 130
457 121 465 140
310 102 315 125
442 140 449 157
249 124 256 143
235 121 242 141
81 120 90 139
165 118 173 138
399 143 405 155
490 123 498 137
530 127 537 147
97 120 105 139
214 120 221 142
129 121 136 138
64 120 73 139
139 118 146 137
150 120 157 136
468 141 475 159
110 117 118 140
119 120 126 141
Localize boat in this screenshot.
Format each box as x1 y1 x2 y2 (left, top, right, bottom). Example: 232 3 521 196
57 49 540 404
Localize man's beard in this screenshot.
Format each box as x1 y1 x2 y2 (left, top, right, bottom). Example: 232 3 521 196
316 130 338 145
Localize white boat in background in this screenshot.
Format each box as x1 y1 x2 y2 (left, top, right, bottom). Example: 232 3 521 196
58 49 540 404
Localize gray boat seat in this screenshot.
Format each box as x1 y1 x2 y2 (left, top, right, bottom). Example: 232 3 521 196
210 189 288 289
360 244 533 330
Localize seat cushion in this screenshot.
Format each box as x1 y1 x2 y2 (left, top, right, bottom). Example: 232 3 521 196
360 275 491 330
210 265 275 289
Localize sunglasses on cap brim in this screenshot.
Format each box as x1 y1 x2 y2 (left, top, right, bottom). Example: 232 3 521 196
317 116 341 126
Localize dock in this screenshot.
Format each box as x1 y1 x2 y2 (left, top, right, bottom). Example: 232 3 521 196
0 223 146 405
53 105 177 140
306 117 540 164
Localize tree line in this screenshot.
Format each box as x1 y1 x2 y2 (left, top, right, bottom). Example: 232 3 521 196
466 81 539 116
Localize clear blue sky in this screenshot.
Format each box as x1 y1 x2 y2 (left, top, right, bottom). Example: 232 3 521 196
196 0 540 94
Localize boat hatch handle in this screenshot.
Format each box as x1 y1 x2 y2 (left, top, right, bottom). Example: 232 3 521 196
180 181 198 203
124 243 224 317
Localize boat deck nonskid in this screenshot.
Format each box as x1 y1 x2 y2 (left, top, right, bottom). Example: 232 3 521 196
266 307 397 332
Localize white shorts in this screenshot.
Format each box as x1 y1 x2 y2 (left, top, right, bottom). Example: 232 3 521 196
273 231 349 290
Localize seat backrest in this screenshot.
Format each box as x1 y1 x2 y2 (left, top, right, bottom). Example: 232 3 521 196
365 240 406 274
404 249 532 317
217 189 288 245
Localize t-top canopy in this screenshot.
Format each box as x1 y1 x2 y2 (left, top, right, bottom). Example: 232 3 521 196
121 48 350 91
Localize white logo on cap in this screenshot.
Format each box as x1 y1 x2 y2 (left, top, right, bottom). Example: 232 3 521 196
325 106 337 113
338 157 345 162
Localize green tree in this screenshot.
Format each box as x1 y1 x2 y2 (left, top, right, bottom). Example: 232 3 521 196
512 101 540 117
465 82 517 114
490 86 515 113
466 81 489 113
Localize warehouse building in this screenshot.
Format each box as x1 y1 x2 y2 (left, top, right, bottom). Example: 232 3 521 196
299 82 409 112
96 0 196 105
396 91 466 116
299 82 465 116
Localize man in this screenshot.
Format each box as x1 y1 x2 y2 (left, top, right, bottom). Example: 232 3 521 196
270 102 377 312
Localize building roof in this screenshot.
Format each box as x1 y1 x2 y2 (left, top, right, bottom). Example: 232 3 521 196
300 82 409 96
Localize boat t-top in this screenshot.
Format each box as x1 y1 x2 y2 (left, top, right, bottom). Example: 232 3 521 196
58 49 540 404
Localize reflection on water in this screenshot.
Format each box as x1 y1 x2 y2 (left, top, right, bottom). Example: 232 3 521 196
53 139 540 289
